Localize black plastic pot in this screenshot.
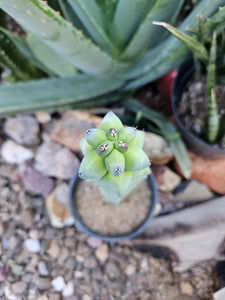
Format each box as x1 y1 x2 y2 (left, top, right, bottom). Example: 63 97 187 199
68 170 158 243
172 60 225 160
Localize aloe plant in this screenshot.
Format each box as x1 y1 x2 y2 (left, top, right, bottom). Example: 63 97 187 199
154 5 225 145
0 0 224 176
79 111 150 204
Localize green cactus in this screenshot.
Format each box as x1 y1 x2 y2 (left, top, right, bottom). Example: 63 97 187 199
79 111 150 204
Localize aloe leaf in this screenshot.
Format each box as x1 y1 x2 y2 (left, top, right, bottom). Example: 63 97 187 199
111 0 149 49
124 99 191 178
26 33 78 77
0 75 123 116
0 27 41 80
121 0 185 61
67 0 118 55
153 21 208 61
99 111 123 131
125 0 225 87
79 149 107 180
57 0 90 38
0 0 123 75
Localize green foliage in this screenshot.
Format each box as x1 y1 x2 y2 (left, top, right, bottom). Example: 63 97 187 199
79 111 150 204
155 6 225 144
0 0 224 175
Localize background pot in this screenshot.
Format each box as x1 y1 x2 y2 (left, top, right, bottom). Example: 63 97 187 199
171 60 225 160
68 170 158 243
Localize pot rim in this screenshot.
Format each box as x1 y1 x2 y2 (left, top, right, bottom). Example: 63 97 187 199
171 59 225 158
68 170 158 243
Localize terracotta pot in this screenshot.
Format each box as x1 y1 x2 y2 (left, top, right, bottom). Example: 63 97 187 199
68 170 158 242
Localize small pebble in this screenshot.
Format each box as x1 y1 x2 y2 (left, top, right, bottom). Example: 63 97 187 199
87 237 102 249
51 276 66 292
124 264 136 276
95 244 109 263
62 281 74 297
38 261 49 277
24 239 41 253
82 295 91 300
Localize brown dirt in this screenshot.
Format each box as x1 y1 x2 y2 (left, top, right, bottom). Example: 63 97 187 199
75 179 151 235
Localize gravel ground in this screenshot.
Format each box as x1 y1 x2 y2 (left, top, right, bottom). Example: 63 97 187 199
0 111 220 300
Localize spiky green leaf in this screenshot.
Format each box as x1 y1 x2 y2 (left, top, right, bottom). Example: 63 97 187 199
99 111 123 131
122 0 185 61
0 0 124 75
0 75 123 116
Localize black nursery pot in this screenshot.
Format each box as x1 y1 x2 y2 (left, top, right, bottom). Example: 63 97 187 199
68 171 158 243
171 60 225 160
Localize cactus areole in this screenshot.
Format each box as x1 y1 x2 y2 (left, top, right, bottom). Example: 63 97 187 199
78 111 151 205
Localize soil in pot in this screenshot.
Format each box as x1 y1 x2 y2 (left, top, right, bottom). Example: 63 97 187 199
74 179 151 236
178 74 225 149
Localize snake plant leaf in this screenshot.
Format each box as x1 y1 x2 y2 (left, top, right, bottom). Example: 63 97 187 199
79 138 92 155
104 149 125 176
79 149 107 180
98 171 133 204
26 33 78 77
153 21 208 62
111 0 148 49
206 32 219 143
122 0 185 61
0 0 123 75
118 127 137 144
124 144 150 172
67 0 118 55
0 75 123 116
0 27 41 81
85 128 107 148
99 111 123 132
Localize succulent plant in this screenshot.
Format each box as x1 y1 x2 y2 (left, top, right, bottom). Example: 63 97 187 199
79 111 150 204
0 0 224 114
154 5 225 145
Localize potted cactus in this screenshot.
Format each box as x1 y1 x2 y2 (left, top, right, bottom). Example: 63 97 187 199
69 111 157 242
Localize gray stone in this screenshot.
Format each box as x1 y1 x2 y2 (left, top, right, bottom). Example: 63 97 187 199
1 140 34 164
4 115 40 146
34 141 79 179
19 163 55 197
0 267 7 282
11 264 24 276
38 261 49 277
36 277 51 290
11 281 28 295
173 180 214 204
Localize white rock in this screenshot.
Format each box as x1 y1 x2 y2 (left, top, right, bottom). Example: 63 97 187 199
214 287 225 300
35 111 51 124
95 244 109 263
1 140 34 164
4 286 17 300
51 276 66 292
62 281 74 297
82 295 91 300
24 239 41 253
